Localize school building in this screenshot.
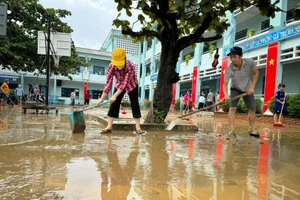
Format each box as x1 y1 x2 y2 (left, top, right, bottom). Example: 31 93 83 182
0 0 299 108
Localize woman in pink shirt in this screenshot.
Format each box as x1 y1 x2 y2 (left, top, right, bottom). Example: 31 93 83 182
183 91 190 114
98 48 145 134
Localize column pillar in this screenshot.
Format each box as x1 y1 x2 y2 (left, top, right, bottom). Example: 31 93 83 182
140 40 147 105
53 75 57 102
270 0 287 29
175 51 183 98
149 38 157 100
194 43 204 107
221 11 236 97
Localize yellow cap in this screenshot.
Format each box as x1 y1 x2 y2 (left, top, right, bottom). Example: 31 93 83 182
111 48 126 66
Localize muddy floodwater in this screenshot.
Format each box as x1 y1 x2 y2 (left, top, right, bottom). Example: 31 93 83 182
1 106 300 200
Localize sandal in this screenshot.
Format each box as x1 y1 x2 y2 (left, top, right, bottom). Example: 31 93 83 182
100 128 112 134
227 130 237 138
134 129 147 134
248 131 260 137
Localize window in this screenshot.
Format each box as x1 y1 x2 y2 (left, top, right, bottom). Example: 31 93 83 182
61 88 79 99
286 9 294 23
261 19 270 31
89 90 103 99
235 29 247 41
93 66 105 75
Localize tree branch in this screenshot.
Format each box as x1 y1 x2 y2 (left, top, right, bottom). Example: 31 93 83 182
197 34 223 43
177 14 214 50
151 1 180 39
122 28 161 40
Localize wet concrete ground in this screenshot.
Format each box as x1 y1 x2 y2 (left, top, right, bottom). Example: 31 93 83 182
1 106 300 200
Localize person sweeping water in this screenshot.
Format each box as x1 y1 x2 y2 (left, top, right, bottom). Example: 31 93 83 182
222 46 260 137
273 83 287 126
98 48 146 134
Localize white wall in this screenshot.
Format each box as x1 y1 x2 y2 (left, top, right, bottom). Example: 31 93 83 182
283 62 300 94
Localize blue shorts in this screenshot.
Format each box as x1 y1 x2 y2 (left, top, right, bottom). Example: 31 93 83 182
2 94 8 100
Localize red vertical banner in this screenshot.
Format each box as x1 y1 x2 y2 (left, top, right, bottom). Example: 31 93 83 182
257 129 270 199
172 83 176 98
219 57 229 99
84 82 88 95
263 42 278 112
192 66 198 108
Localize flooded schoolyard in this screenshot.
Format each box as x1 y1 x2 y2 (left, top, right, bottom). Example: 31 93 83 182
1 106 300 199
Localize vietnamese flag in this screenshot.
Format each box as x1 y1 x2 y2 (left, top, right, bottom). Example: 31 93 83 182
191 66 198 108
263 42 278 112
219 57 229 99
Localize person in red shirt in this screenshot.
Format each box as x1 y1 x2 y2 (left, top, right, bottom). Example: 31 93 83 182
98 48 145 134
84 91 92 106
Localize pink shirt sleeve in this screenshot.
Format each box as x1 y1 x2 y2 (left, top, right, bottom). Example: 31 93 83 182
103 64 113 94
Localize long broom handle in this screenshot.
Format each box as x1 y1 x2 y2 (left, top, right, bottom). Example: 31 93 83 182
2 91 15 105
177 93 248 119
278 96 286 122
74 100 108 112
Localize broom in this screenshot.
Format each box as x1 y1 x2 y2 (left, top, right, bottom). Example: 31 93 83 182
273 97 285 127
165 93 248 131
69 100 108 133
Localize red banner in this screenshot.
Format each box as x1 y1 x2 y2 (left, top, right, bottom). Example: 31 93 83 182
257 129 270 199
263 42 278 112
172 83 176 98
192 66 198 108
84 82 88 95
219 57 229 99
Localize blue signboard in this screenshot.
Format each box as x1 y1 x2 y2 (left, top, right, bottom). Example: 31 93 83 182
224 23 300 56
0 74 19 82
150 73 158 81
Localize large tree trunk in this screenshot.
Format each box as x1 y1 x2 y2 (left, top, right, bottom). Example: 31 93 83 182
144 38 180 123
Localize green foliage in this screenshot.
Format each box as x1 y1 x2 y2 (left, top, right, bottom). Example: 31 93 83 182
153 109 166 124
268 95 292 114
286 94 300 118
220 97 262 114
112 0 293 46
0 0 88 77
209 44 217 58
123 100 131 107
246 29 256 38
175 98 181 110
144 100 152 108
185 54 191 65
268 96 275 113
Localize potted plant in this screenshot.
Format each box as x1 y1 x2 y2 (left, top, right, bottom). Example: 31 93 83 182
146 72 150 76
246 29 256 38
185 54 191 65
209 44 216 58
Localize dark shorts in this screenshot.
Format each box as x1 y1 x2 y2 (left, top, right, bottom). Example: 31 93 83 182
230 88 255 110
274 108 287 116
2 93 8 100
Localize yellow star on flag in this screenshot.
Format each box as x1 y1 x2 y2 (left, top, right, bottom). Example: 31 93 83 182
269 59 275 65
194 77 196 80
223 70 226 74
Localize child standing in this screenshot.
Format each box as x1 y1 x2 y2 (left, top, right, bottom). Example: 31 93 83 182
274 83 286 124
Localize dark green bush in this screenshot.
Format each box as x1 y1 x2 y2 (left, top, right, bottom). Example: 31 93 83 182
268 96 275 113
268 95 291 114
123 101 131 107
286 94 300 118
220 97 262 114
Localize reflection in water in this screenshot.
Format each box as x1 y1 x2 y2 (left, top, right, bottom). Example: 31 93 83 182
0 107 300 199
